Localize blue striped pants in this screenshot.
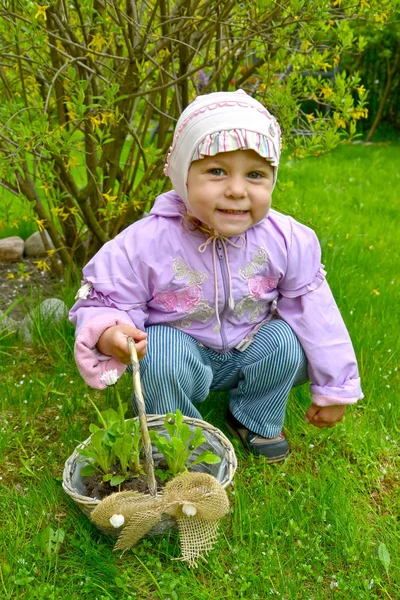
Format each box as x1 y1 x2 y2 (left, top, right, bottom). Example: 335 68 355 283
138 319 308 438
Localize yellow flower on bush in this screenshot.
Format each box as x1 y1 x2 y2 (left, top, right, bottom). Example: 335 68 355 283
89 114 102 128
36 219 46 232
88 32 107 53
374 12 388 24
334 114 346 129
66 156 78 171
34 3 49 21
320 86 334 100
34 260 51 272
351 108 368 120
102 190 118 202
39 183 52 197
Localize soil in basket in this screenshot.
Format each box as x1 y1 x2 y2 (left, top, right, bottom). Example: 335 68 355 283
84 468 168 500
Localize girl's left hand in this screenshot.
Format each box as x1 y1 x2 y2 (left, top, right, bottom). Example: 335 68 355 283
305 404 347 428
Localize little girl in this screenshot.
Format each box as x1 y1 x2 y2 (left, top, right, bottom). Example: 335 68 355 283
70 90 363 463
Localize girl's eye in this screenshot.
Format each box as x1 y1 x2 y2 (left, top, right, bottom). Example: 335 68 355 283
247 171 263 180
208 168 225 176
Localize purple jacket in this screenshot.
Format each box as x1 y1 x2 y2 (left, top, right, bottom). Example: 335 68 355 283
70 191 363 405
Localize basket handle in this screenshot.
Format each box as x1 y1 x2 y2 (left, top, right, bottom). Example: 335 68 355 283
127 337 157 497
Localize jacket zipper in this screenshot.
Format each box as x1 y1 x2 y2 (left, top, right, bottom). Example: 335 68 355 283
216 240 229 352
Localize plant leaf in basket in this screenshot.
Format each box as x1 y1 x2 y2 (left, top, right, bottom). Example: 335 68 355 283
80 464 98 477
109 475 126 486
189 450 222 468
149 410 221 476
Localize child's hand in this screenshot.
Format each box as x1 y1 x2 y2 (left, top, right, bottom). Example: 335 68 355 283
305 404 346 428
97 324 148 365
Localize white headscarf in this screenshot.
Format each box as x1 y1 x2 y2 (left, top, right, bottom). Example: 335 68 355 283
164 89 282 204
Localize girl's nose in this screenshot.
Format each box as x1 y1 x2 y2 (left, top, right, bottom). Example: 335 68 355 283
225 175 247 198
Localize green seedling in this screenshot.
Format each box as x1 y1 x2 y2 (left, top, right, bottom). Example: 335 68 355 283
149 409 221 476
78 399 144 487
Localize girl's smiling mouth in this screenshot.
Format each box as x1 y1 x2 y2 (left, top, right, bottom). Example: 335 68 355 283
217 209 249 215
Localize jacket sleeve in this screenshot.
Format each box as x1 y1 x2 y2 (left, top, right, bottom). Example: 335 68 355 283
277 220 363 407
69 236 150 389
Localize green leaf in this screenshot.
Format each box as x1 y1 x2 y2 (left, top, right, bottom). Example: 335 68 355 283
90 429 107 453
175 409 184 429
100 408 120 428
178 422 193 445
189 451 221 467
110 474 126 486
164 412 177 438
77 447 98 459
102 472 113 482
378 543 390 574
190 427 206 450
170 437 186 453
34 526 65 555
80 464 98 477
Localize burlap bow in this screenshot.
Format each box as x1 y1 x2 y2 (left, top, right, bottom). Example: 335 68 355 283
91 472 230 567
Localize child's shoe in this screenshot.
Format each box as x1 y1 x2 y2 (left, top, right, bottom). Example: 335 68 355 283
226 409 289 462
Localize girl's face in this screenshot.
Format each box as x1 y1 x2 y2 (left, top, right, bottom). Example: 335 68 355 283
187 149 274 237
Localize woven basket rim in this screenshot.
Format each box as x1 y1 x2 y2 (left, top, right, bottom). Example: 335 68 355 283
62 414 237 511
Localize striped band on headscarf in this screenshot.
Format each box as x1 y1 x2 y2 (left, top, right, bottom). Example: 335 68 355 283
191 129 279 182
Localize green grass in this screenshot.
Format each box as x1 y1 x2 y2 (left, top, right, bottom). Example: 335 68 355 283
1 142 399 599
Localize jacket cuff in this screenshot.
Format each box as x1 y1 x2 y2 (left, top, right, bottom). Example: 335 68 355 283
310 376 363 400
74 314 132 389
311 393 363 407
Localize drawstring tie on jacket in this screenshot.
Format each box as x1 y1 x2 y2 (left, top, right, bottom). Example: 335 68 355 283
198 234 246 333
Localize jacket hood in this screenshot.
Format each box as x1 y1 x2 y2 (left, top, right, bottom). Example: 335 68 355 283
149 190 185 218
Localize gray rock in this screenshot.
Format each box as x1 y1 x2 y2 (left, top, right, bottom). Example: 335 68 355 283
0 309 18 335
0 236 24 262
19 298 68 345
24 230 55 258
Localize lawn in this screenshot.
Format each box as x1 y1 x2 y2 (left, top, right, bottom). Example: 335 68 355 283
0 142 399 600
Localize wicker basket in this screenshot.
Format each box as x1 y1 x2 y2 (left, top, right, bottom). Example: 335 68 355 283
62 414 237 536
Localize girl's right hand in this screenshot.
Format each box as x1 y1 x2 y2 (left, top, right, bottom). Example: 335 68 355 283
96 324 148 365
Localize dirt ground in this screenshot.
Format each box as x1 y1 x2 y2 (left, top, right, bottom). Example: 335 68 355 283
0 258 64 322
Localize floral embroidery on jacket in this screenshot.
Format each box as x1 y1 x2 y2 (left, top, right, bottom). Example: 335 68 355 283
155 285 202 312
174 300 215 330
233 296 269 322
247 275 279 299
155 258 214 329
172 258 207 285
239 248 267 279
234 249 278 322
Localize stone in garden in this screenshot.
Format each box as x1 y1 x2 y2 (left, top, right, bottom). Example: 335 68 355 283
18 298 68 345
24 230 55 258
0 309 18 334
0 236 24 262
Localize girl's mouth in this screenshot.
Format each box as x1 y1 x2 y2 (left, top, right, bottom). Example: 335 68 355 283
218 209 248 215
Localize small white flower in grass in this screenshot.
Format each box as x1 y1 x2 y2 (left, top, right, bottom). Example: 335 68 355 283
75 282 92 300
182 503 197 517
100 369 119 386
330 580 338 589
110 514 125 528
